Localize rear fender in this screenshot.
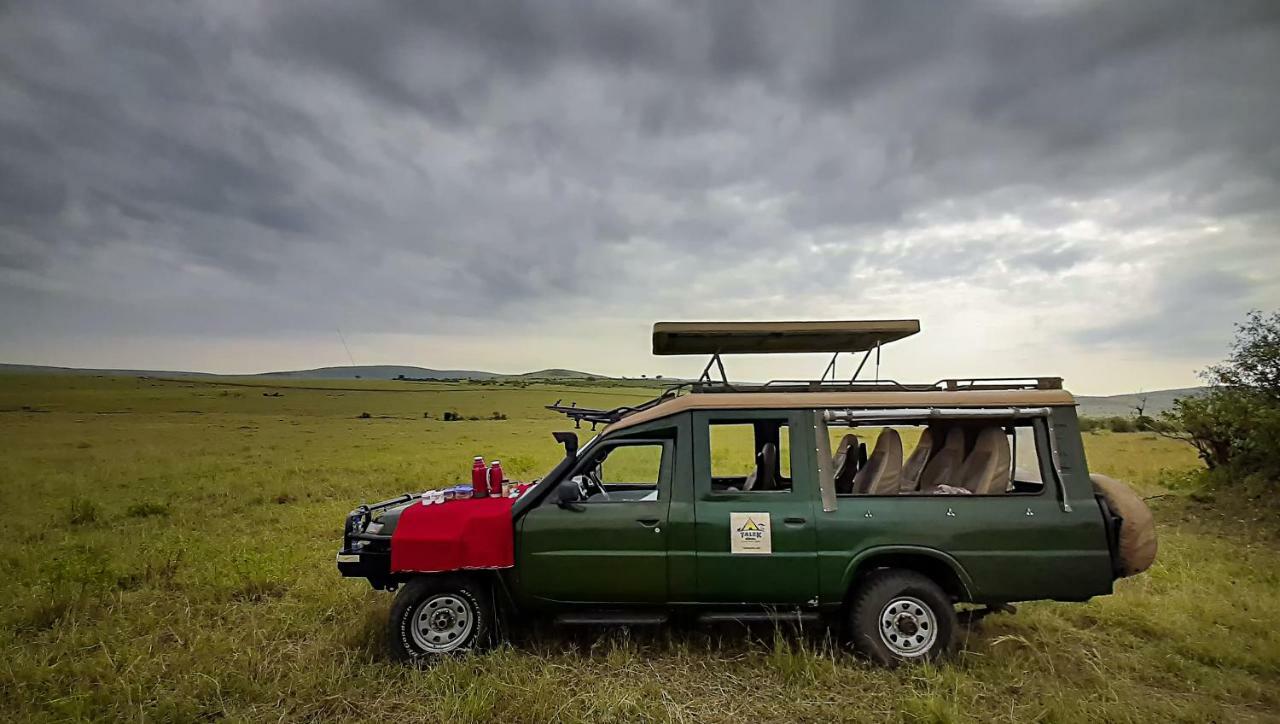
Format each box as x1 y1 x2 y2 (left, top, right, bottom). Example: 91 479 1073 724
842 546 976 604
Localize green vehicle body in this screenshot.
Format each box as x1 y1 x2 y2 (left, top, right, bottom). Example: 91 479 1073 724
508 403 1116 614
340 322 1132 658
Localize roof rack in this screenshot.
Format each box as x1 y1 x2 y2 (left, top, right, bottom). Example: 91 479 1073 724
542 320 1062 427
544 384 694 429
544 377 1066 427
941 377 1063 391
654 319 921 386
691 377 1062 394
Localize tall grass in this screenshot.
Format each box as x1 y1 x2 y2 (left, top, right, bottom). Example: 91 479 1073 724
0 375 1276 722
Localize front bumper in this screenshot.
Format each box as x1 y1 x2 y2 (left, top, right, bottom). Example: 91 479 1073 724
336 547 392 584
339 493 417 589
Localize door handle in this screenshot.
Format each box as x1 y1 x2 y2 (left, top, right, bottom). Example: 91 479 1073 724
636 518 661 527
784 516 806 526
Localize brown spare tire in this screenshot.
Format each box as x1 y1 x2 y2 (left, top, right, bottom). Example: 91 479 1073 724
1090 474 1157 577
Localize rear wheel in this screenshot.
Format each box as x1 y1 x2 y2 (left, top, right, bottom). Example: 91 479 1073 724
388 575 491 663
848 569 957 666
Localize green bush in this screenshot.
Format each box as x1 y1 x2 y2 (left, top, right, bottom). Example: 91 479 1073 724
67 497 99 525
1107 416 1138 433
126 501 170 518
1078 416 1148 433
1164 310 1280 483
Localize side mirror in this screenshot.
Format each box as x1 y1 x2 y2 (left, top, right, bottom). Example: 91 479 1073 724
553 431 579 457
554 482 584 511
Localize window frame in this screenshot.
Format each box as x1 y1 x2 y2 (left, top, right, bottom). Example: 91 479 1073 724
823 414 1056 499
561 437 673 505
703 413 800 497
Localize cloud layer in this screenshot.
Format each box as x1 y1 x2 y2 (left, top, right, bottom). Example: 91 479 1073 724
2 1 1278 392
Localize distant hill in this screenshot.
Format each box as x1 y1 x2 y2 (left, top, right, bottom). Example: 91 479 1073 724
0 362 610 382
259 365 500 380
1075 387 1203 417
0 362 1203 411
0 363 220 378
513 368 601 380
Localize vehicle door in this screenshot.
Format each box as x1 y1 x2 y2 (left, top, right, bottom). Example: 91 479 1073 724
517 432 673 604
690 410 820 605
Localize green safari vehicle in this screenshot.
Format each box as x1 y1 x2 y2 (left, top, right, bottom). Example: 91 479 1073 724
337 320 1156 665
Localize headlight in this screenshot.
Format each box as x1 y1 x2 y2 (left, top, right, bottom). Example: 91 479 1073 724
365 521 384 535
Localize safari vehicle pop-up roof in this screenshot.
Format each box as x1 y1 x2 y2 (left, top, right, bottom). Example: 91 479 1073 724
545 319 1071 430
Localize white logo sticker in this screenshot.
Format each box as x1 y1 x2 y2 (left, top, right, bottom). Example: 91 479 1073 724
729 512 772 555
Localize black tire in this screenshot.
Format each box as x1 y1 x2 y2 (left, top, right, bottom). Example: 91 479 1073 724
847 569 957 667
388 575 492 663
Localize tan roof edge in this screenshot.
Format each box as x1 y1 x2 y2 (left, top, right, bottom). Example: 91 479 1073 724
602 388 1076 434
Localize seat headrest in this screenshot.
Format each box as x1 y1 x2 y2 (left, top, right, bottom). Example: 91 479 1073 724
835 434 858 457
957 426 1012 494
901 426 939 491
918 426 965 492
833 434 861 494
746 442 778 491
852 428 904 495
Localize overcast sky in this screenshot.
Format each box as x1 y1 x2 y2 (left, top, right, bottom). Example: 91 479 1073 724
2 1 1278 394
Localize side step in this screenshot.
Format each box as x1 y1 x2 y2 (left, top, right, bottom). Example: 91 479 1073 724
554 612 669 626
551 610 821 626
698 611 819 624
957 603 1017 626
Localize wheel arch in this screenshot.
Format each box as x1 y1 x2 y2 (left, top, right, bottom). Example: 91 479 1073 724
396 569 521 614
842 546 975 606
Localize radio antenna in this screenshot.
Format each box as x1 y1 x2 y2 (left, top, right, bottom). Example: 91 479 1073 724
336 326 356 367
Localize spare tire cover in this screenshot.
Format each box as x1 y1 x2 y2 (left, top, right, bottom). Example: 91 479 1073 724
1090 474 1157 577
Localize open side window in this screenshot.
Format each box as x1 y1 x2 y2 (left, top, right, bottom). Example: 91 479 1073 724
560 437 671 504
708 419 793 493
819 409 1052 497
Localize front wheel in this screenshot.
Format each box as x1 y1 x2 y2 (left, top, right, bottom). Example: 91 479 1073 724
388 575 492 662
847 569 957 666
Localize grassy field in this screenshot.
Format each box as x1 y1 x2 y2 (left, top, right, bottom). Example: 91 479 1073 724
1 374 1277 723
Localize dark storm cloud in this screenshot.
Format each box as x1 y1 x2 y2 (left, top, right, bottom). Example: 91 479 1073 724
1 0 1278 358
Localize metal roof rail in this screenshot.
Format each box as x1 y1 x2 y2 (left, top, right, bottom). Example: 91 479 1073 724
939 377 1063 391
679 377 1064 395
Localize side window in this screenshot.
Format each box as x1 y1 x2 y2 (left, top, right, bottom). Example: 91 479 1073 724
822 417 1047 496
1010 425 1045 493
709 420 793 493
580 442 665 502
601 445 663 487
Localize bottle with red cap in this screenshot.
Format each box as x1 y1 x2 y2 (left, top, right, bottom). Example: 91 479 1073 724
471 456 488 498
488 460 505 496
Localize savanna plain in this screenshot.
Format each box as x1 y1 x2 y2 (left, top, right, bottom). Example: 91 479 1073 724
2 374 1278 723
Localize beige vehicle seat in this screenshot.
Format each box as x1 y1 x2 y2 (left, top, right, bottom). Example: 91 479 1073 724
901 426 938 491
744 443 778 492
956 426 1012 494
918 427 965 492
852 429 903 495
832 434 861 494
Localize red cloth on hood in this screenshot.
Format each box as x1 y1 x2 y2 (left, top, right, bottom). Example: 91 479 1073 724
390 493 520 573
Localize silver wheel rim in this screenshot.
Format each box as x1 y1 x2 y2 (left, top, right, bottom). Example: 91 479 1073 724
410 594 475 653
878 596 938 658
